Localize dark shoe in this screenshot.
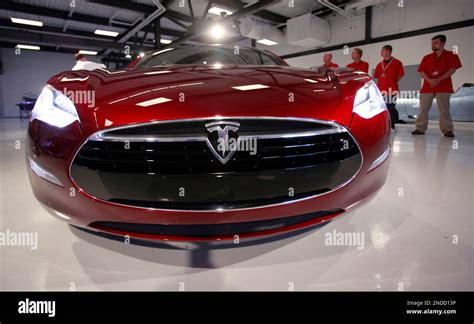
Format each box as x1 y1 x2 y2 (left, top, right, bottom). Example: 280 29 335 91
443 131 455 138
411 130 425 135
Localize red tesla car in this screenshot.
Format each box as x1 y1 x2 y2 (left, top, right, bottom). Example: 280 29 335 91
26 45 391 243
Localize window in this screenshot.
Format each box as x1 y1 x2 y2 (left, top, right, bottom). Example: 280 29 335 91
135 47 286 68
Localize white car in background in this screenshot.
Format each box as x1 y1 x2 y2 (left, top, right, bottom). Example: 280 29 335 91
396 83 474 122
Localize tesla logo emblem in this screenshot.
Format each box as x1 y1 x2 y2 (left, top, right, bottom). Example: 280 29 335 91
205 121 240 164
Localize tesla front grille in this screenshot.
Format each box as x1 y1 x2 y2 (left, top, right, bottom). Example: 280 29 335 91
103 118 331 137
71 118 362 210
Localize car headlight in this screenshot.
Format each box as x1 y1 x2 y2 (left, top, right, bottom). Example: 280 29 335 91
352 81 387 119
31 85 80 127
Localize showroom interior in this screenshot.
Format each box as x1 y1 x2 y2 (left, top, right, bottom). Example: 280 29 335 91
0 0 472 292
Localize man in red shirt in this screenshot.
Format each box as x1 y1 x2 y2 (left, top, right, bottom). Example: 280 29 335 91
346 48 369 73
374 45 405 129
412 34 462 137
322 53 339 68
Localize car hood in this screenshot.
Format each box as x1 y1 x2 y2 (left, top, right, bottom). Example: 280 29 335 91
48 65 370 137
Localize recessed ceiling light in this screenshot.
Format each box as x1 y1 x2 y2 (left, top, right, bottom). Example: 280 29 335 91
160 39 172 44
208 7 233 16
232 84 269 91
139 52 145 57
209 24 225 39
11 17 43 27
136 97 172 107
257 39 278 46
79 50 98 55
16 44 40 51
94 29 119 37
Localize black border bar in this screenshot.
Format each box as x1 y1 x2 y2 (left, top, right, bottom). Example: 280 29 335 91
0 292 472 321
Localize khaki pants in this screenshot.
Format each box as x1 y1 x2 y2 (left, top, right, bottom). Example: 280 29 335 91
415 93 454 133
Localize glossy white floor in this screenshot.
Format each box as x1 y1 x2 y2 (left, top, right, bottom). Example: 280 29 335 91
0 118 472 291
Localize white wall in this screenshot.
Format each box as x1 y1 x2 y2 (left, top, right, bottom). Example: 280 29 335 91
0 49 107 118
0 49 73 117
371 0 473 37
285 26 474 90
256 0 473 90
261 0 474 56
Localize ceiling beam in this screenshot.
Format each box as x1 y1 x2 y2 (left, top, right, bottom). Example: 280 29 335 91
0 0 184 38
88 0 156 13
201 0 214 21
210 0 287 24
0 29 151 52
165 10 200 25
187 0 195 18
1 1 109 26
154 18 162 49
0 41 77 54
165 15 190 30
0 18 116 42
88 0 286 25
84 0 286 49
88 0 200 25
0 40 130 66
100 2 167 59
166 0 281 47
213 0 282 22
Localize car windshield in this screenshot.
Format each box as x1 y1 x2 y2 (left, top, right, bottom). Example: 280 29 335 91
135 47 286 67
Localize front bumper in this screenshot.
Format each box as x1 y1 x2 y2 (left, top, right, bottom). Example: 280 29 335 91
26 112 390 242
